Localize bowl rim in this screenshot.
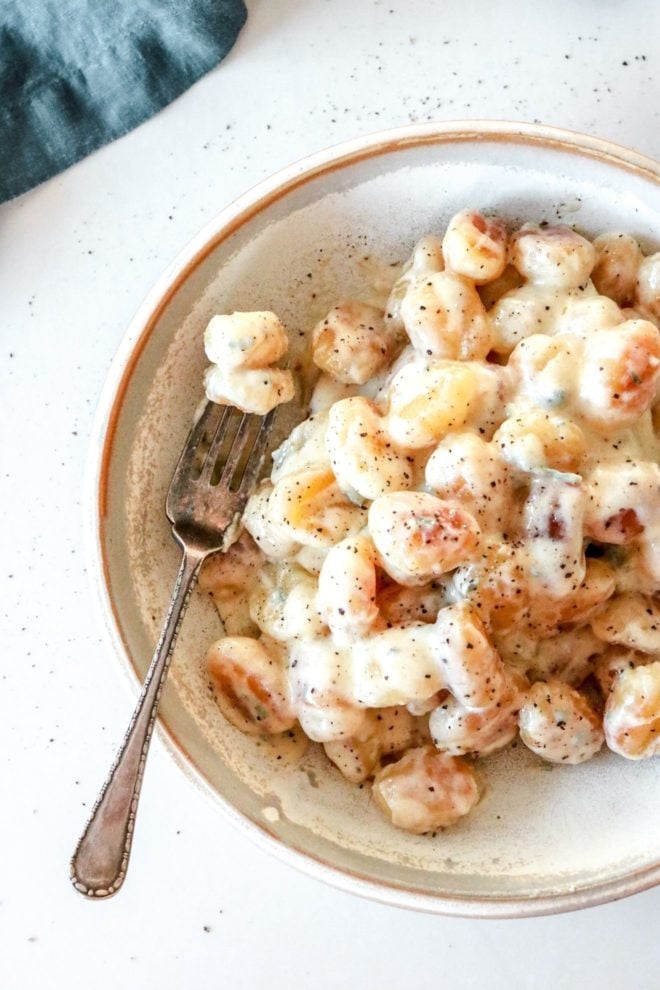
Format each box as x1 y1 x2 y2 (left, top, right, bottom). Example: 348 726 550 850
87 119 660 918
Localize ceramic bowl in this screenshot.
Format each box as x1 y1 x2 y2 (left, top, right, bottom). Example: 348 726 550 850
89 121 660 917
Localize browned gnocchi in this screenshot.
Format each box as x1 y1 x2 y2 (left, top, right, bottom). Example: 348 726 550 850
518 681 604 764
372 745 480 833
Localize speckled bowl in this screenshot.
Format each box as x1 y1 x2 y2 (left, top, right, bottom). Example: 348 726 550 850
89 121 660 917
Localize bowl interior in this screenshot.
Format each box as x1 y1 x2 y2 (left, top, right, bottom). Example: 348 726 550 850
98 126 660 915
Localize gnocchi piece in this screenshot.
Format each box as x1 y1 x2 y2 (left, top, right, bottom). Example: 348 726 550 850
372 745 479 834
350 623 447 708
369 492 480 586
325 396 413 501
442 209 508 284
508 332 582 411
452 541 531 633
204 311 289 369
270 412 330 483
385 235 445 335
591 593 660 653
323 706 415 783
577 320 660 429
400 271 493 360
434 602 509 711
312 301 393 384
490 282 615 353
386 359 503 449
204 365 295 415
493 409 586 474
509 223 596 288
249 563 326 642
584 461 660 546
604 660 660 758
297 694 370 744
198 532 262 636
489 285 560 355
425 434 512 532
591 233 643 307
207 636 296 735
524 475 587 600
370 705 418 755
317 534 380 646
242 482 299 560
635 253 660 321
204 311 294 414
287 638 368 743
429 676 523 756
518 680 604 764
269 466 366 547
324 732 381 783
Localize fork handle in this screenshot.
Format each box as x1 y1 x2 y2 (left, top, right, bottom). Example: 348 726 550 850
70 546 206 897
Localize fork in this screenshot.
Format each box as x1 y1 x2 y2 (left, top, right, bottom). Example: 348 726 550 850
70 401 275 898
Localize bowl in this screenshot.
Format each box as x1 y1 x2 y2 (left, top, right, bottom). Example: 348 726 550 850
89 121 660 917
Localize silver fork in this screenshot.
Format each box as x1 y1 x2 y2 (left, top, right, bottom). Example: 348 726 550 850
70 401 275 898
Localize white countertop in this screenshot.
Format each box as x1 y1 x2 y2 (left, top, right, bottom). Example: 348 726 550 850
4 1 660 986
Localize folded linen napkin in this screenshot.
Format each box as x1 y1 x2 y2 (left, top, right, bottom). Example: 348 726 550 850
0 0 247 203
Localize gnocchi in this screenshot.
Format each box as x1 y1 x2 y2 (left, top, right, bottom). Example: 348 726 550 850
604 661 660 758
518 680 604 764
199 209 660 836
399 271 493 360
372 745 480 833
386 359 503 449
317 534 380 645
442 209 507 284
592 233 643 306
326 396 413 501
429 675 523 756
268 466 366 547
369 492 480 586
509 224 596 288
385 234 445 336
312 301 393 384
425 434 512 532
207 636 296 735
203 311 295 413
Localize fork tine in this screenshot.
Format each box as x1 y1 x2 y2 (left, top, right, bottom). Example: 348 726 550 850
238 409 276 494
197 403 233 482
169 401 222 482
217 412 253 488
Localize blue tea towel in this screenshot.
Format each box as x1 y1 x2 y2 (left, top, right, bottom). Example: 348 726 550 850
0 0 247 203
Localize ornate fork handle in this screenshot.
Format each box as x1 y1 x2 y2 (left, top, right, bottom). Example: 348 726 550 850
70 545 206 897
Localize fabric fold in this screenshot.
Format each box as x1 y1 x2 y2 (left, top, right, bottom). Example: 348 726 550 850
0 0 247 203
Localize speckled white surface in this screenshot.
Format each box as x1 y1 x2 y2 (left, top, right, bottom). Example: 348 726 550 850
3 1 660 986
